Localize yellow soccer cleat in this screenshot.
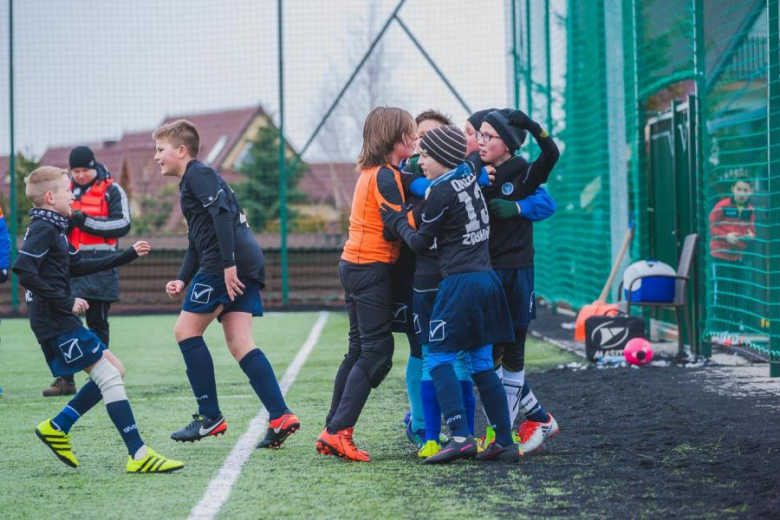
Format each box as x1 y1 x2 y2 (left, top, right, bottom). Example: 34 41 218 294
35 419 79 468
126 446 185 474
418 440 441 458
477 424 496 451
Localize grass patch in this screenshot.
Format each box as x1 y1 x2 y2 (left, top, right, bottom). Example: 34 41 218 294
0 312 577 519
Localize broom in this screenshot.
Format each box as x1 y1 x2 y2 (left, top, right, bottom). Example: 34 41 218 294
574 222 634 342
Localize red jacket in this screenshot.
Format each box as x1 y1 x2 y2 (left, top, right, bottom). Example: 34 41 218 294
708 197 755 261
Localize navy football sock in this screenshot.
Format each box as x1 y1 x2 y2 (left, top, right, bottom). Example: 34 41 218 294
178 336 221 419
460 380 476 435
239 348 288 420
430 364 468 438
106 400 144 456
420 380 442 442
52 379 103 434
405 355 425 432
472 369 513 447
519 382 549 423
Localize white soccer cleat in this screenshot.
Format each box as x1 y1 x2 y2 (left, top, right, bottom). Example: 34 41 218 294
517 414 559 455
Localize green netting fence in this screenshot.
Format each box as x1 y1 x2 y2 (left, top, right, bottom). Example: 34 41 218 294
516 0 779 374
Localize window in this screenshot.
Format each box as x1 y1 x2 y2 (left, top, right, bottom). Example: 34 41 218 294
205 135 229 165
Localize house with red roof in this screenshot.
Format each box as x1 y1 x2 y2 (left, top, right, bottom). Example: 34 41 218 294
1 105 358 233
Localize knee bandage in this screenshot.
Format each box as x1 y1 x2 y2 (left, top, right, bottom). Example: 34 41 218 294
90 358 127 404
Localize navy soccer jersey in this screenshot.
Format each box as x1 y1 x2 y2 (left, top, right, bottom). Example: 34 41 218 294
178 160 266 286
12 209 139 344
479 132 559 269
413 163 491 277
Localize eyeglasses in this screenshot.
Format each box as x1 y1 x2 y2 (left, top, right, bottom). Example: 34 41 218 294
475 131 500 143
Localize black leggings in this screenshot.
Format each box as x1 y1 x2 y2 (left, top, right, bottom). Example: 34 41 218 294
492 328 528 372
327 262 395 431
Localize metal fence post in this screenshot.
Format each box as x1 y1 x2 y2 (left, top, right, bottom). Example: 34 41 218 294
511 0 520 109
278 0 288 306
525 0 533 117
767 0 780 376
692 0 709 357
544 0 552 132
8 0 18 312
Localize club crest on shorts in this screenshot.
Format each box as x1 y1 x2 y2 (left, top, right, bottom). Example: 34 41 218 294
58 338 84 364
191 283 214 304
429 320 446 342
501 182 514 196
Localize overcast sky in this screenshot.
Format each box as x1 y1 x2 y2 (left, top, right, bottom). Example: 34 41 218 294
0 0 511 161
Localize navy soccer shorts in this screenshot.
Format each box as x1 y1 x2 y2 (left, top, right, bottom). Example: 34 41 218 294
494 267 536 330
183 273 263 321
427 271 515 353
42 325 107 377
412 286 438 347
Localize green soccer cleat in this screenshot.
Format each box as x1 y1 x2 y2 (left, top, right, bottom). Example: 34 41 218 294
418 440 441 459
477 425 496 451
126 447 185 474
35 419 79 468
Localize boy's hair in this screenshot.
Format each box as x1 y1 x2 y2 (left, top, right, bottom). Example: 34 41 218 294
152 119 200 158
356 107 416 170
731 174 753 189
25 166 68 207
415 109 453 126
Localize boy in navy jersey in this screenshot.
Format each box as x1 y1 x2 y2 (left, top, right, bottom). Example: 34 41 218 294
478 108 560 454
14 166 183 473
404 111 557 457
381 125 519 463
153 120 298 449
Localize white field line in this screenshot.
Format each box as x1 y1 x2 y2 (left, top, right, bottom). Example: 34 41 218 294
188 311 329 520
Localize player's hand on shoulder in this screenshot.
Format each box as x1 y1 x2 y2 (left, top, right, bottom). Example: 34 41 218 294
166 280 185 298
72 298 89 315
224 266 245 301
132 241 151 256
379 202 409 224
478 165 496 186
488 198 520 220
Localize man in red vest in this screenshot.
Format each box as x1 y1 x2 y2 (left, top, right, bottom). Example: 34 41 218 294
42 146 132 396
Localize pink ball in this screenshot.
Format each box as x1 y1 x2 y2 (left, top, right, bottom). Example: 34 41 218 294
624 338 653 366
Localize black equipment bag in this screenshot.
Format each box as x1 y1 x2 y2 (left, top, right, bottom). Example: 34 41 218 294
584 313 645 361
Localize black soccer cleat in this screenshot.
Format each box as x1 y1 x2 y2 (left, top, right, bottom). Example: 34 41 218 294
256 412 301 449
423 434 478 464
171 413 227 443
475 441 521 463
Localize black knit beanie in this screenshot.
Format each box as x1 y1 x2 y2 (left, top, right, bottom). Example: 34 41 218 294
467 108 497 132
483 109 527 153
69 146 96 170
420 125 467 170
